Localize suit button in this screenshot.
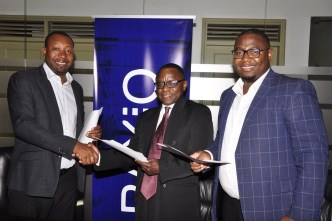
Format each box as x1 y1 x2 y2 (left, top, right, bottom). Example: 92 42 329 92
163 184 166 188
171 141 176 145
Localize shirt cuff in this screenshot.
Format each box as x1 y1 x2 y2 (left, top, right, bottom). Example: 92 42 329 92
204 150 213 160
96 153 101 166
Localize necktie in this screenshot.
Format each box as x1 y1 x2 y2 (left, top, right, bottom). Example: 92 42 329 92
141 106 170 200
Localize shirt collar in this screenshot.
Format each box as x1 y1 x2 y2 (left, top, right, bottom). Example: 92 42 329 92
43 62 73 85
162 103 175 109
232 68 270 95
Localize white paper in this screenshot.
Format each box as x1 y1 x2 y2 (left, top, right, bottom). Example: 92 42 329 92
78 107 103 144
157 143 229 165
99 139 148 163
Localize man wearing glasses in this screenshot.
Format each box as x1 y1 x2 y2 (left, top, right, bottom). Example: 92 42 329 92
96 63 213 221
190 29 328 221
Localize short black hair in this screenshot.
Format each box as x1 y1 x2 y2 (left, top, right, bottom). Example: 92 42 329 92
236 28 270 48
44 31 74 48
157 63 185 78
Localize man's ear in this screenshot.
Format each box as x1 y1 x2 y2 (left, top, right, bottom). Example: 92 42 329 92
183 80 188 92
268 48 273 61
42 47 47 57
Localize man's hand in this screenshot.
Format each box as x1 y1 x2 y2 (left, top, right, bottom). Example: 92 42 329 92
136 159 160 176
72 142 99 165
190 150 211 173
86 125 102 141
280 216 295 221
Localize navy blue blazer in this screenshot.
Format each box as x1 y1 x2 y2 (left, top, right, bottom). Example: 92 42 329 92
7 65 85 197
209 69 329 221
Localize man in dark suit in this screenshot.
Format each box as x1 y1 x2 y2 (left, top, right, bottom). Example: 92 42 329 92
190 29 329 221
96 63 214 221
7 31 101 221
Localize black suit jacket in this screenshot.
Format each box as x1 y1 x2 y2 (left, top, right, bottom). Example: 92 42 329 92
97 97 213 221
7 65 85 197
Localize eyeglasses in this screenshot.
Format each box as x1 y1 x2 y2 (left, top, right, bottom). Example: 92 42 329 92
231 48 270 59
154 79 185 89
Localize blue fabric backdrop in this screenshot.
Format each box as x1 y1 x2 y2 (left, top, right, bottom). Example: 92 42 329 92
93 17 193 220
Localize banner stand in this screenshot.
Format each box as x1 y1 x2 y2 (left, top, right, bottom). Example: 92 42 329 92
87 15 195 221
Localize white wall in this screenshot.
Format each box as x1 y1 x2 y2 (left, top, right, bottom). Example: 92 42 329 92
1 0 332 66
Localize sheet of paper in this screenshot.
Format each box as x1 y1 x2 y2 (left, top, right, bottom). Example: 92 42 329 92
98 139 148 163
78 107 103 144
157 143 229 165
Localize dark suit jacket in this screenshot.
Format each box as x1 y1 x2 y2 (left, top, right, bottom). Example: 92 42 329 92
7 65 86 197
209 69 329 221
97 97 214 221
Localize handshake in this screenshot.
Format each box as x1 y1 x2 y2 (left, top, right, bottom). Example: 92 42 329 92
72 125 101 165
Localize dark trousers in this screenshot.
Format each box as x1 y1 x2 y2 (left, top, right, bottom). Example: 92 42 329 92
216 183 244 221
8 166 78 221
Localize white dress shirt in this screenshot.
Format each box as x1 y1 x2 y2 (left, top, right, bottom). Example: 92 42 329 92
219 69 269 199
43 63 77 169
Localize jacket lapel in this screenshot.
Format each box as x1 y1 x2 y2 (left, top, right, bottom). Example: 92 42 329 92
163 97 186 144
240 70 277 138
38 66 63 134
216 90 236 160
142 107 161 155
71 81 84 137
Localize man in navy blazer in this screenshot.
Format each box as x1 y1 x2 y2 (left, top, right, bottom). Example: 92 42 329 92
190 29 329 221
7 31 100 221
95 63 214 221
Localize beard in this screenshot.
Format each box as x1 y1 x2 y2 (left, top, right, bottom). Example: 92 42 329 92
240 75 257 83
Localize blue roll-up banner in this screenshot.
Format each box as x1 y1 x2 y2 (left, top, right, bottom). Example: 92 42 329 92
92 16 194 220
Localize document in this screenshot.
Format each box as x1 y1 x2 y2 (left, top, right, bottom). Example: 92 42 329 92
157 143 229 165
78 107 103 144
98 139 148 163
